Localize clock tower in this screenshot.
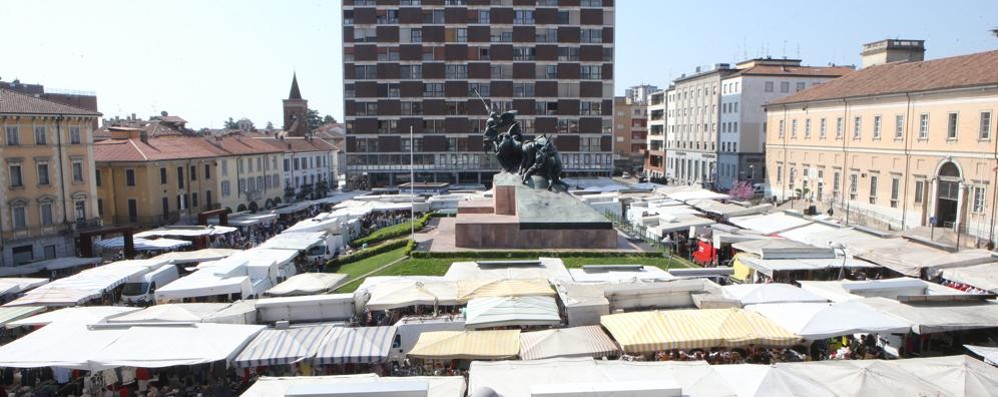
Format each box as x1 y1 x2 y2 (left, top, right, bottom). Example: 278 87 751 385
283 73 309 136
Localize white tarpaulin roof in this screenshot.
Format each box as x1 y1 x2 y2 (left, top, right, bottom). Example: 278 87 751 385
464 296 560 329
96 237 192 251
258 232 327 251
152 248 241 264
105 303 235 323
569 266 676 284
736 256 876 277
215 212 279 227
0 278 48 297
798 278 968 303
274 202 314 215
746 301 910 340
7 260 169 306
0 306 45 327
365 279 459 311
518 326 620 360
283 212 344 234
234 324 339 368
781 356 996 397
721 284 828 305
729 213 812 235
712 364 836 397
2 288 101 307
6 306 139 328
266 273 347 296
777 224 897 257
444 258 571 282
861 297 998 334
469 358 738 397
135 225 237 238
0 257 101 277
857 244 994 277
665 189 731 202
313 326 398 365
154 268 251 302
650 215 715 236
941 262 998 293
965 345 998 365
241 375 466 397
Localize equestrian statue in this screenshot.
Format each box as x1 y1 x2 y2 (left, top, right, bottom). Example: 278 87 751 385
477 93 567 191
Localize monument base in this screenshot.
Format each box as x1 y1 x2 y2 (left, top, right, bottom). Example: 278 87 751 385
453 172 617 249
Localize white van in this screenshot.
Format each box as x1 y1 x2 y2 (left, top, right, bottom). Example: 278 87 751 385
121 264 179 305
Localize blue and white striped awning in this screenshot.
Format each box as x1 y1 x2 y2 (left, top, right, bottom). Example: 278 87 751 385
312 326 397 365
233 324 339 368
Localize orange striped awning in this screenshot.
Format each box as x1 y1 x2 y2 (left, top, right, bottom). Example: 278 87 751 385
407 330 520 360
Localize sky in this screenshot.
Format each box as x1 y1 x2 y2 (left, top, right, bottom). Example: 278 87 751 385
1 0 995 129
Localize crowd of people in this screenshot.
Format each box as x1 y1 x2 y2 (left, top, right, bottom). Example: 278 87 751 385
359 209 412 233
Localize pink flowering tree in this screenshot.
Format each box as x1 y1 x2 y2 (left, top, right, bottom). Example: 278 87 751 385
728 181 755 201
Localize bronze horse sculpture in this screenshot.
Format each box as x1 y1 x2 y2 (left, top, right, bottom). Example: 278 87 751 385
481 108 567 191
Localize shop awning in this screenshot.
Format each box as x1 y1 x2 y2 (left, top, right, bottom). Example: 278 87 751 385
104 303 235 324
857 245 993 278
464 296 560 329
746 301 910 340
6 306 139 328
259 232 327 251
234 324 340 368
241 375 466 397
92 323 264 369
266 273 348 296
941 262 998 293
721 284 828 306
965 345 998 366
0 278 49 297
0 306 45 327
3 287 101 307
408 330 520 360
729 212 812 235
0 257 101 277
860 297 998 334
519 326 620 361
96 237 192 251
313 326 397 365
455 278 554 302
152 248 241 265
601 308 799 353
135 225 237 238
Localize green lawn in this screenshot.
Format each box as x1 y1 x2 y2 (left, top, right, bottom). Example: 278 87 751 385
330 247 407 293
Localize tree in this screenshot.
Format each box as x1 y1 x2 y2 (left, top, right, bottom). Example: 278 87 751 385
223 117 238 129
307 109 323 133
323 115 337 124
728 181 755 201
266 121 275 130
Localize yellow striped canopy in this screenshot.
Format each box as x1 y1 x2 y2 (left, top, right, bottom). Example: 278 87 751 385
456 278 554 302
601 308 800 353
407 330 520 360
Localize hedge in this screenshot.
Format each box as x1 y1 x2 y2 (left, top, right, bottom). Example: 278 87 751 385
349 212 433 248
403 239 416 256
326 239 409 270
409 250 664 259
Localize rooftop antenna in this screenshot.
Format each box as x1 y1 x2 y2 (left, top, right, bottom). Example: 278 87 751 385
782 40 787 59
796 43 801 59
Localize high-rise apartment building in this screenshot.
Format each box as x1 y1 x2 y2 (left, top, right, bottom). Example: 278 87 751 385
665 64 735 187
644 90 666 179
342 0 615 187
613 84 656 174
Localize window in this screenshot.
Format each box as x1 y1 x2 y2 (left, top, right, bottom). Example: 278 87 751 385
868 174 878 204
456 28 467 42
558 47 579 61
97 199 103 217
221 159 229 177
514 10 534 24
205 164 211 179
162 197 170 218
780 82 790 93
221 180 231 197
191 192 199 208
5 126 18 145
833 170 841 196
980 111 992 140
477 10 490 24
581 28 602 43
160 167 168 184
70 127 81 144
873 115 882 139
445 64 467 79
40 202 53 226
12 206 26 230
581 65 601 80
95 169 101 186
778 120 785 138
895 115 904 139
890 176 901 208
513 46 535 61
819 118 827 138
37 163 49 186
919 113 929 139
190 165 197 181
947 113 958 139
795 82 806 92
128 199 138 222
34 126 46 145
791 120 797 138
764 81 774 92
849 174 858 200
410 28 422 43
513 82 534 97
177 167 184 189
972 185 986 213
836 117 843 139
206 190 213 208
776 164 782 182
125 169 135 186
853 116 862 139
804 119 811 138
72 161 83 183
238 158 245 173
913 179 925 204
75 200 86 221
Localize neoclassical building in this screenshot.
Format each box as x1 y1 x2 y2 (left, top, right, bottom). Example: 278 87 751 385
764 49 998 244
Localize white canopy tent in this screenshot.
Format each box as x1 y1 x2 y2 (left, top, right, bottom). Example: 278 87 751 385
964 345 998 365
266 273 348 296
0 278 48 297
746 301 910 340
798 278 968 303
152 249 241 265
0 257 101 277
443 258 571 282
781 356 994 397
283 212 345 234
518 326 620 360
234 324 340 368
721 284 828 306
104 303 241 324
135 225 237 238
364 279 459 311
211 212 279 227
712 364 836 397
569 265 676 284
735 255 877 278
464 296 561 329
6 306 139 328
96 237 192 251
861 297 998 334
729 212 812 235
941 262 998 293
857 244 993 277
6 259 170 306
0 306 46 327
241 375 466 397
258 232 327 251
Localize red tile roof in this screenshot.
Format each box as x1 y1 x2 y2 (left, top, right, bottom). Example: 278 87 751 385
731 65 854 78
94 136 226 162
256 137 336 153
210 135 284 155
768 50 998 106
0 88 101 116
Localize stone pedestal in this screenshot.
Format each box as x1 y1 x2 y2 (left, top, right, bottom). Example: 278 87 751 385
453 172 617 249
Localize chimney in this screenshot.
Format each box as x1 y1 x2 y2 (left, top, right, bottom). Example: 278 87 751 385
139 131 149 143
861 39 925 68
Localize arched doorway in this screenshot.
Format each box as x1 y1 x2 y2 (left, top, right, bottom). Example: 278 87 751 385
935 161 961 227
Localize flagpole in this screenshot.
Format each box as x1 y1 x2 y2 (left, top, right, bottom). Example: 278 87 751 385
410 125 415 241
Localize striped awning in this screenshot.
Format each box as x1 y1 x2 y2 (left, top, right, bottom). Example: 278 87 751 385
0 306 45 326
456 279 555 302
407 330 520 360
519 325 621 360
601 308 800 353
233 324 339 368
312 326 397 365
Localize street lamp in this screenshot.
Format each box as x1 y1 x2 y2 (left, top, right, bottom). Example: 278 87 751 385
830 242 848 280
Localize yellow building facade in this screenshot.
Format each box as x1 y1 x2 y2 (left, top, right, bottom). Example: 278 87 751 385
0 89 101 266
765 50 998 245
